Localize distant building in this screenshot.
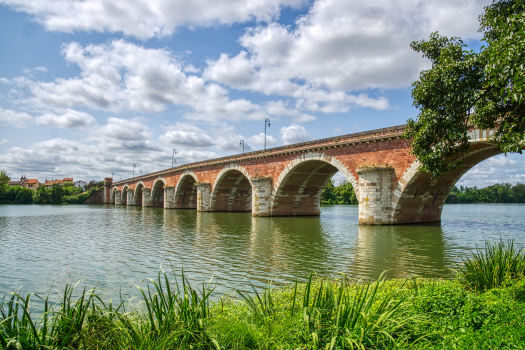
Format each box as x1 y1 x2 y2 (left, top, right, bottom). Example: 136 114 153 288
73 180 87 190
8 176 39 190
43 178 73 189
24 179 40 191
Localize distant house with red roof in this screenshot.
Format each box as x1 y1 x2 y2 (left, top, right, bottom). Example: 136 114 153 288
24 178 40 191
8 176 40 191
43 178 73 189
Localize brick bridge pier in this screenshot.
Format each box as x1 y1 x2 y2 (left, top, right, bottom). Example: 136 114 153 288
105 124 502 225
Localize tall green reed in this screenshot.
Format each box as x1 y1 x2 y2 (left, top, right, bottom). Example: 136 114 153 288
300 272 415 348
0 282 95 349
116 267 216 349
456 239 525 291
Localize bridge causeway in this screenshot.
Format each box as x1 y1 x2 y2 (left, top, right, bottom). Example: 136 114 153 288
105 124 501 225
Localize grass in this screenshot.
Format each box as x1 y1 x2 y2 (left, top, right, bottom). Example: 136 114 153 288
2 241 525 349
456 239 525 291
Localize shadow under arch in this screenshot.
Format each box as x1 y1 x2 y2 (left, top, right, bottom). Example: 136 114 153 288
121 185 129 205
210 168 252 212
174 173 198 209
270 154 356 216
133 182 145 206
151 179 166 208
392 142 503 224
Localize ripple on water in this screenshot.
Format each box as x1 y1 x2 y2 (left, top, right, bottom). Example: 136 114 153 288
1 203 525 302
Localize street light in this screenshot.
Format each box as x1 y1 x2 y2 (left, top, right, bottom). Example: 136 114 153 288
139 170 142 177
133 164 136 179
172 148 177 168
112 172 115 180
264 118 271 150
239 139 245 153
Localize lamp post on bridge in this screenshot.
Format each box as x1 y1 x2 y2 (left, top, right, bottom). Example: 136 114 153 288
139 170 142 177
264 118 270 150
133 164 136 179
112 172 115 180
239 139 244 153
172 149 177 168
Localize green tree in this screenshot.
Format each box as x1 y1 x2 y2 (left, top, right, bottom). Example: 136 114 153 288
33 185 51 204
0 169 9 200
321 179 337 204
321 179 358 205
406 0 525 177
50 184 64 204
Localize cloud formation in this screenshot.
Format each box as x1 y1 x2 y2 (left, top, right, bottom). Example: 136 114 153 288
248 133 277 146
280 124 310 145
0 0 305 39
36 109 96 128
204 0 490 112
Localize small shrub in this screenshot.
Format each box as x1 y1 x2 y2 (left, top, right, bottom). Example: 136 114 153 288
456 239 525 291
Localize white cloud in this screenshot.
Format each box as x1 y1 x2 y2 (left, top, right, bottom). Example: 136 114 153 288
12 40 265 122
204 0 490 112
0 107 34 127
160 123 252 152
36 109 96 128
249 132 277 146
263 100 316 122
457 154 525 187
0 138 9 145
34 66 47 72
331 127 343 133
0 0 305 39
280 123 310 145
99 117 150 141
159 130 215 148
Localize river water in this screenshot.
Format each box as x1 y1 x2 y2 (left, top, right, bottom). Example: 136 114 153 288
1 204 524 301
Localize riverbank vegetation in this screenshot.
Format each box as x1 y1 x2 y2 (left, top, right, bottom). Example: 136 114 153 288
446 183 525 204
321 179 525 205
0 170 103 205
2 240 525 349
321 179 358 205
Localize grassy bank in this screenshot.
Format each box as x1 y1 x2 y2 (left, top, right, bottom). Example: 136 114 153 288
2 241 525 349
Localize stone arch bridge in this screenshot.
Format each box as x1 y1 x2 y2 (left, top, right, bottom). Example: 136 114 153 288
103 124 502 225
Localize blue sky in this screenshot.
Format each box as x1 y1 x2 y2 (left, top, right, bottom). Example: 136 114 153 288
0 0 523 186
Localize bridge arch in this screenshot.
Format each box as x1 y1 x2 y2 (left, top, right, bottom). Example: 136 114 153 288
133 182 145 206
391 142 502 224
210 164 253 212
151 178 166 207
121 185 129 205
174 171 199 209
270 152 357 216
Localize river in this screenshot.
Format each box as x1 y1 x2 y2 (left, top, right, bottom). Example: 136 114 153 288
1 204 524 301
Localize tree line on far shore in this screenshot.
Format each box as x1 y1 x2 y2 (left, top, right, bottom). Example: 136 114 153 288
446 183 525 204
321 179 525 205
0 170 103 204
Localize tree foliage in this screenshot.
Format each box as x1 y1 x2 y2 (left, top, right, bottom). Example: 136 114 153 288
446 182 525 203
0 170 9 199
321 179 358 205
406 0 525 177
0 186 34 204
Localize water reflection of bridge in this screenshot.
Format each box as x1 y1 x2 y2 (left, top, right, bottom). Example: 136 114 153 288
126 207 450 286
